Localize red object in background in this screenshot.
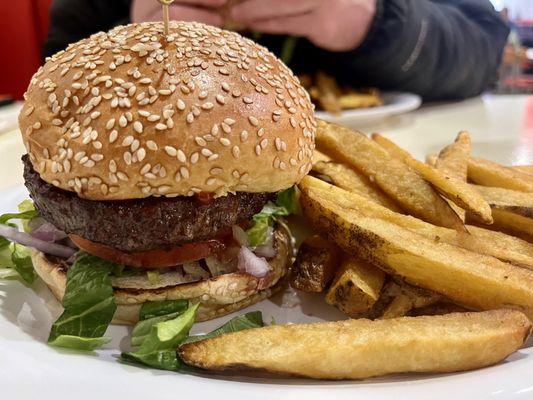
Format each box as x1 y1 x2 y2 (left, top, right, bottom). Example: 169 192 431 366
0 0 52 100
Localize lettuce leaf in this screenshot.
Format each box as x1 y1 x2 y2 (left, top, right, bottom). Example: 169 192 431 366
182 311 264 344
131 300 189 347
123 303 198 371
246 186 300 246
140 300 189 321
17 200 37 232
48 253 117 351
11 244 36 284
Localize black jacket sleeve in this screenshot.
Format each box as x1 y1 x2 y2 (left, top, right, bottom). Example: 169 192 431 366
315 0 509 100
43 0 131 58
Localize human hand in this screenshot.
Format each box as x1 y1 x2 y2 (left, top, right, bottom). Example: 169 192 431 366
131 0 228 27
230 0 377 51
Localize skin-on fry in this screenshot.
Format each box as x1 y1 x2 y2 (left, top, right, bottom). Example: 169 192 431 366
435 131 471 180
315 120 464 231
312 149 332 164
325 257 386 317
372 133 492 224
337 91 382 109
512 165 533 176
179 310 531 380
468 209 533 243
312 161 402 212
315 71 342 114
299 183 533 319
380 281 442 319
474 185 533 219
468 157 533 193
300 176 533 269
291 235 341 293
434 131 472 220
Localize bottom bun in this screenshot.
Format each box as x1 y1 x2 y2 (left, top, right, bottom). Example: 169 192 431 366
31 228 290 324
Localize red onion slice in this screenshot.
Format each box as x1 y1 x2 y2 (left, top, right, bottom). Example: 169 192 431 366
31 222 68 243
0 224 76 259
237 246 270 278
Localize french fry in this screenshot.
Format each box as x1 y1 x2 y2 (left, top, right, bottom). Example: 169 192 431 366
291 235 341 293
433 131 471 220
179 310 531 380
435 131 471 181
315 71 342 114
312 161 402 212
299 182 533 319
474 185 533 219
300 177 533 268
312 149 332 164
468 209 533 243
468 157 533 192
372 133 492 224
315 120 465 231
337 91 382 109
513 165 533 176
325 257 386 317
380 282 442 319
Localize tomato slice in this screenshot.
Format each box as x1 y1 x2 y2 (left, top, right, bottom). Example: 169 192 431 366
69 234 224 268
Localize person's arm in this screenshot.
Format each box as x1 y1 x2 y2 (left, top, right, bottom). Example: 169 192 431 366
318 0 510 100
43 0 132 58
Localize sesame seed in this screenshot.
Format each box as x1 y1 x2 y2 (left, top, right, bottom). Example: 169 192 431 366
146 140 158 151
155 123 167 130
177 99 186 110
219 137 231 146
122 136 134 146
147 114 160 122
119 115 127 127
257 128 265 137
190 152 199 164
243 97 253 104
221 123 231 134
248 116 259 126
260 138 268 149
216 95 225 105
201 102 214 110
138 110 150 117
186 113 194 124
137 148 146 161
133 121 143 133
131 139 140 152
232 146 240 158
124 152 132 165
180 166 190 179
255 145 261 156
165 146 177 156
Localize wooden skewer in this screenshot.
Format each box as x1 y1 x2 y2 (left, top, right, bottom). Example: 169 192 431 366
158 0 175 35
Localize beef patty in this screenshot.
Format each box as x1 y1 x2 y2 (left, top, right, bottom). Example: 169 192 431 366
23 155 271 252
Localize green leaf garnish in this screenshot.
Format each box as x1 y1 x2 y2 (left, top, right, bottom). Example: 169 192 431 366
183 311 264 345
48 253 117 350
131 300 189 347
11 244 36 284
246 186 300 247
123 303 198 371
48 335 111 351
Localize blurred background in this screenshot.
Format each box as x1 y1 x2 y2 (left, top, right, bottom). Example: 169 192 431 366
0 0 531 102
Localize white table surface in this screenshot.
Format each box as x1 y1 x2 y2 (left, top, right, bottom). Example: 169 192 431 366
0 94 532 400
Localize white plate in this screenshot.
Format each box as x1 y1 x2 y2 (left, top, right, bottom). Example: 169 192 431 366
1 95 533 399
1 185 533 399
315 92 421 127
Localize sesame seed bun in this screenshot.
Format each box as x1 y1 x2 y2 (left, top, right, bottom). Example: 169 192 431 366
30 227 290 323
19 21 316 200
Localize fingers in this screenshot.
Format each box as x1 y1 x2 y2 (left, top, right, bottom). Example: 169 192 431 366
131 0 226 25
244 14 313 36
173 0 227 6
169 5 223 25
231 0 320 22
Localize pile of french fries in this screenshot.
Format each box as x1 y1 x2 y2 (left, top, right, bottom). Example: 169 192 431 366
180 120 533 380
299 71 383 114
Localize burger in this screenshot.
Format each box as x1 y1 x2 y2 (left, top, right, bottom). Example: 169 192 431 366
15 21 315 328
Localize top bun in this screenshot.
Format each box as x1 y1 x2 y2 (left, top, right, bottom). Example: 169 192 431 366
20 21 315 200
